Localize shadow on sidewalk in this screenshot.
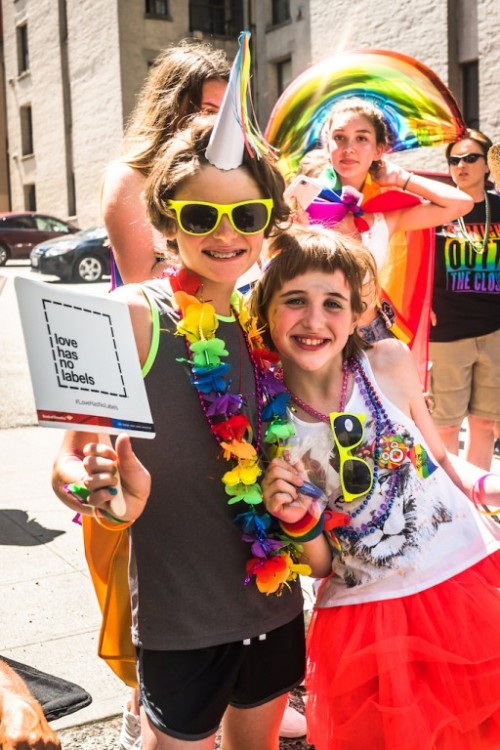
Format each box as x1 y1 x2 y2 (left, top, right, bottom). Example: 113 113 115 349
0 509 64 546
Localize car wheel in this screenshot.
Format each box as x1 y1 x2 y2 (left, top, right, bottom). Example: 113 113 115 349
74 255 104 283
0 244 9 266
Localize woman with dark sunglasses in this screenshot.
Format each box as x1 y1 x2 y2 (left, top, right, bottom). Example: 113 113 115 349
429 128 500 471
256 224 500 750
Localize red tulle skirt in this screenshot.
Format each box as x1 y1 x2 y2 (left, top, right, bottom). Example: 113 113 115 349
306 551 500 750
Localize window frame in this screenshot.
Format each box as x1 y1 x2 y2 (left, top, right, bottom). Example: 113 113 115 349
17 23 29 75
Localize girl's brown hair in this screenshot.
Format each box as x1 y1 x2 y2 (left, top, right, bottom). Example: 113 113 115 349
144 114 290 244
323 97 392 149
122 40 230 175
251 225 377 360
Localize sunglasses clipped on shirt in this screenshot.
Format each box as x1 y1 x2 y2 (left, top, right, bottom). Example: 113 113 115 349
329 412 373 503
448 152 486 167
165 199 274 236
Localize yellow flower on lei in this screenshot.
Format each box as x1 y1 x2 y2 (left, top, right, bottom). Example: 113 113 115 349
173 292 218 344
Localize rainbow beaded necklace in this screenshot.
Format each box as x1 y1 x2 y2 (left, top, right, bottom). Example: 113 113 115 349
171 268 311 596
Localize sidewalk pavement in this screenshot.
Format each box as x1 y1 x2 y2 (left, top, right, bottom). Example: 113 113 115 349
1 421 499 744
0 424 127 734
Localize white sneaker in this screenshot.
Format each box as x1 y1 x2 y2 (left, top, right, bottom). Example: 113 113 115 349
279 704 307 739
118 703 141 750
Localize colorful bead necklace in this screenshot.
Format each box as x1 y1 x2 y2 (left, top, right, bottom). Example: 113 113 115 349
287 362 349 422
457 190 491 255
285 355 409 542
335 357 407 541
171 268 310 596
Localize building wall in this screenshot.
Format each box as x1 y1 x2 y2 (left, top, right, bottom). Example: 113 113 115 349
117 0 238 128
3 0 70 217
1 0 498 228
255 0 499 174
477 0 499 142
1 0 239 229
65 1 123 227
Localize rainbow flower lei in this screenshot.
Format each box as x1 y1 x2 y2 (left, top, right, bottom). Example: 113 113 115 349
170 268 311 595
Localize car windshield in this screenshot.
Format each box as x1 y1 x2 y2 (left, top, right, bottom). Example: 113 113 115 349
78 227 108 240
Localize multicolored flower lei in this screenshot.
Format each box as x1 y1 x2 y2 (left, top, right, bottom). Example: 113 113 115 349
170 268 311 595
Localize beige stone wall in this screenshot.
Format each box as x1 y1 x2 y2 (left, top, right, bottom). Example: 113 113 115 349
3 0 70 218
65 1 123 227
1 0 498 227
478 0 500 146
0 38 10 211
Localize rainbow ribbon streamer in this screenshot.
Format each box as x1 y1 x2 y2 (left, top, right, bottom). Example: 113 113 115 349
236 31 277 160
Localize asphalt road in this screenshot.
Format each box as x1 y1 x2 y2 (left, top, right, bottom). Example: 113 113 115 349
0 260 110 429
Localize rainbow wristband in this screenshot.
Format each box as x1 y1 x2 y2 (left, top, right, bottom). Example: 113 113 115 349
472 473 498 508
279 511 325 542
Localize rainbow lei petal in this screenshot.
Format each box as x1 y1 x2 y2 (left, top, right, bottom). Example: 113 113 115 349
173 270 305 596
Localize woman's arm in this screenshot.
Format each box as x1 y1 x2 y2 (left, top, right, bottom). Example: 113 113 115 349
371 161 473 234
101 162 167 284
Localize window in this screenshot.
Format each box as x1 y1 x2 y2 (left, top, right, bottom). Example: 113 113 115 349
2 215 35 229
24 185 36 212
20 106 34 156
461 60 479 129
17 24 29 74
276 58 292 96
272 0 290 25
145 0 169 16
35 216 70 232
189 1 242 36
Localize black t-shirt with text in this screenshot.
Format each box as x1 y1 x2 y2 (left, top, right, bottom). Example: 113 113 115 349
431 191 500 342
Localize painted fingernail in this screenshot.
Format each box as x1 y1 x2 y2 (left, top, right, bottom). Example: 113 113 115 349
107 487 118 496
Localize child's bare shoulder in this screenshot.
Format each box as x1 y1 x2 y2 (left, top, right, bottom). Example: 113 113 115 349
366 337 411 372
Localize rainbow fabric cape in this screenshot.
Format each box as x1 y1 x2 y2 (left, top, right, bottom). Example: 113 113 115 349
308 174 434 388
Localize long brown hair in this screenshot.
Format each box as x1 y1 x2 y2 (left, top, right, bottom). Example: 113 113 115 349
122 40 230 175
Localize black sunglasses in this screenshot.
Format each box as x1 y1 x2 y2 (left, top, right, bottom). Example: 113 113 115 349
448 153 485 167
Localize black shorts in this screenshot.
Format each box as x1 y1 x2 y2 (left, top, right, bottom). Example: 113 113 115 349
137 612 305 741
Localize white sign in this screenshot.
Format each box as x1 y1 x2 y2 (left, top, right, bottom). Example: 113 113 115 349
15 277 155 438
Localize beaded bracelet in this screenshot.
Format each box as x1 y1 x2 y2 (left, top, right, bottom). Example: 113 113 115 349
401 172 412 191
279 510 325 543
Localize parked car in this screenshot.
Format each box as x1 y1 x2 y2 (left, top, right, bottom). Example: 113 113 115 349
30 227 111 283
0 212 79 265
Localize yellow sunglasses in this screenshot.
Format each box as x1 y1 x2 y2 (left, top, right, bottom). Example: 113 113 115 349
166 199 274 236
329 412 373 503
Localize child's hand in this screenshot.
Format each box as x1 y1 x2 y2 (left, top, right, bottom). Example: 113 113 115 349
82 434 151 522
261 457 310 524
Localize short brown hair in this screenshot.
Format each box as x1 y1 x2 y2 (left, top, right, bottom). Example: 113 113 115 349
250 224 377 360
144 114 290 241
